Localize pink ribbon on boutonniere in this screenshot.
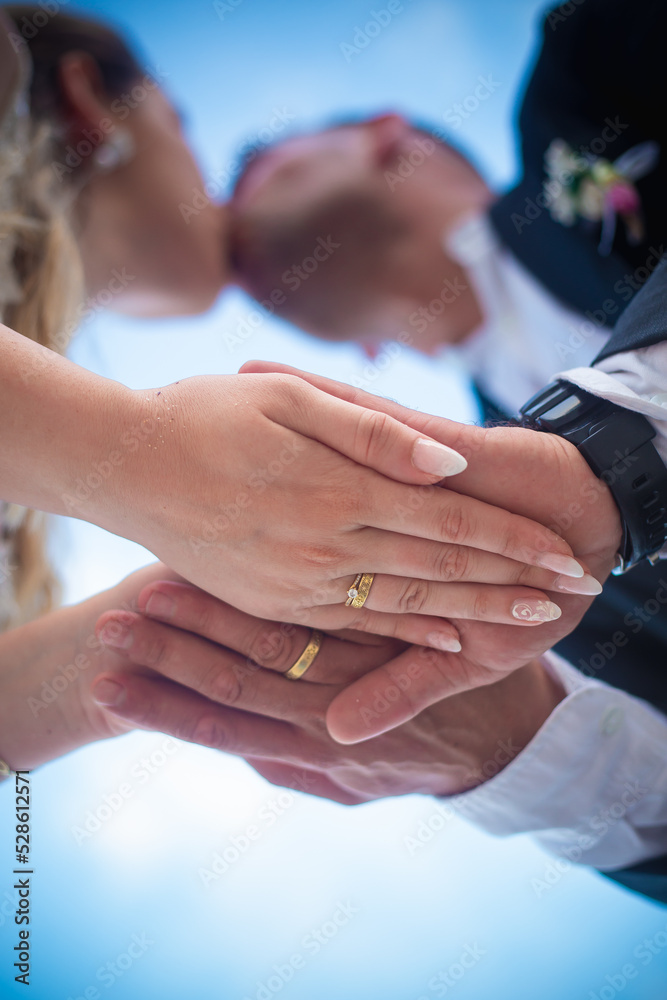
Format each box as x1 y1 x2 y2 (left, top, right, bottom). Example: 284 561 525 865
543 139 659 256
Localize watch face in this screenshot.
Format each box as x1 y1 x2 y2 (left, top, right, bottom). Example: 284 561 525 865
542 395 583 422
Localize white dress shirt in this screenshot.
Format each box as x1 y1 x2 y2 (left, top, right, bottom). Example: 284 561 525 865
438 213 667 871
452 654 667 870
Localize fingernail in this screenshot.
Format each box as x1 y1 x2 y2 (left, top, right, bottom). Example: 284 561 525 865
554 573 603 596
412 439 468 478
145 591 175 619
91 678 126 708
511 600 562 623
537 553 584 579
98 620 133 650
425 632 462 652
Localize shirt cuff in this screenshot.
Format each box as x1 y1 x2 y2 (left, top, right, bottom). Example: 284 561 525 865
557 358 667 558
446 653 667 870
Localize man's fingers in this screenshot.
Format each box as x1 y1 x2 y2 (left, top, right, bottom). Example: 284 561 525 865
91 672 310 761
324 645 489 744
94 610 332 721
135 582 403 684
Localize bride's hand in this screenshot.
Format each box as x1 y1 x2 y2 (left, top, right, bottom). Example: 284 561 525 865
90 372 587 648
232 362 621 740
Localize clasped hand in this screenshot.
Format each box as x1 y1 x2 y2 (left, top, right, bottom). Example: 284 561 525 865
87 367 622 789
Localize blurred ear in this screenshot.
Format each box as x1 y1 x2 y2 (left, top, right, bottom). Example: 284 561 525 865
57 52 112 132
0 12 22 123
366 113 411 166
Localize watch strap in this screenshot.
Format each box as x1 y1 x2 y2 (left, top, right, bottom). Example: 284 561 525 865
520 381 667 572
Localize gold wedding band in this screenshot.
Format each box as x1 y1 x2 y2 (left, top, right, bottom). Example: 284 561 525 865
0 759 11 781
345 572 375 608
285 629 324 681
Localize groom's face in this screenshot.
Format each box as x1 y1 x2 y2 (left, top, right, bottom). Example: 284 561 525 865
230 121 479 356
230 124 425 352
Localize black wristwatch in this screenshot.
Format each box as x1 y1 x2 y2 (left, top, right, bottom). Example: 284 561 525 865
519 380 667 574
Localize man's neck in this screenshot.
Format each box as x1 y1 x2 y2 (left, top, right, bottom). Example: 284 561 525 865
390 166 494 347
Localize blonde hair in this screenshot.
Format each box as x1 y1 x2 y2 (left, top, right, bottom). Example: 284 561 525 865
0 7 142 628
1 120 84 626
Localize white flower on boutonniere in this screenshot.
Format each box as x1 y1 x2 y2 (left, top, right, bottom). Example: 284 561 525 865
543 139 659 255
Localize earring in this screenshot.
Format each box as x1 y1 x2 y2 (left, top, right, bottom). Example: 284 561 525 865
91 127 136 173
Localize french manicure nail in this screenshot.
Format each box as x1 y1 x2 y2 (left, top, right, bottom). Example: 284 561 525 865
511 600 562 623
426 632 462 652
537 553 584 579
554 573 603 596
91 678 126 708
412 439 468 478
98 620 133 650
145 591 175 619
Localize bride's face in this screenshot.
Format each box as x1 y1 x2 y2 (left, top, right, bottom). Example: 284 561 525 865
69 71 228 317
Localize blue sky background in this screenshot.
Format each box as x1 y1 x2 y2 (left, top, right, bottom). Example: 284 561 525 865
1 1 667 998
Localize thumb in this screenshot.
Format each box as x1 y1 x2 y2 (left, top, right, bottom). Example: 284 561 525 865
325 645 464 743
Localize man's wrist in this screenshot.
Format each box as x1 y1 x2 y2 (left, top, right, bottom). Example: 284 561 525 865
520 379 667 571
448 659 566 795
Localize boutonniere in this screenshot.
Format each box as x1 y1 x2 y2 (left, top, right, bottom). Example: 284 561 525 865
543 139 659 255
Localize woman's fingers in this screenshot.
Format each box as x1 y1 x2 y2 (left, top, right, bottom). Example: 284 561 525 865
135 579 460 656
323 577 564 626
134 581 403 684
260 372 468 485
240 360 423 429
94 610 332 721
285 603 462 651
346 532 599 594
361 482 584 576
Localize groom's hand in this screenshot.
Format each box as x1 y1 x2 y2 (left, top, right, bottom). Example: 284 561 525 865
239 362 622 741
90 593 564 803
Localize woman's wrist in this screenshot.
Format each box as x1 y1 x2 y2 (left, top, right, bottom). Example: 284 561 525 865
0 600 111 770
0 323 137 524
0 564 177 770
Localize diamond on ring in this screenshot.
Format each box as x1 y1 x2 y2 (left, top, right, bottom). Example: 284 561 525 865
345 572 375 608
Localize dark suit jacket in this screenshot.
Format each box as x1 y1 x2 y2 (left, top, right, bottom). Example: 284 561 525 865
490 0 667 320
583 263 667 904
484 0 667 904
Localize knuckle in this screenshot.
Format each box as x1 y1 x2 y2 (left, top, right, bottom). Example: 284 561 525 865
185 598 216 639
297 542 346 574
191 714 229 750
514 562 537 586
248 623 293 670
472 590 491 620
396 578 430 614
437 503 469 544
432 545 470 582
500 529 523 560
142 632 170 669
357 410 394 463
200 661 243 706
